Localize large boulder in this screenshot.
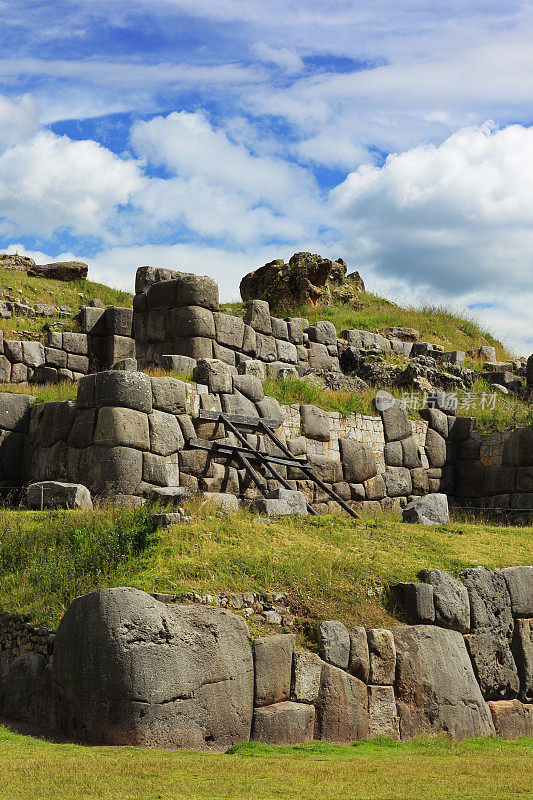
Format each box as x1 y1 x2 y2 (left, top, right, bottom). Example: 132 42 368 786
253 634 295 707
339 439 377 483
291 652 322 703
300 404 331 442
135 266 180 294
0 392 35 432
487 699 533 738
53 588 254 748
393 625 495 739
512 619 533 702
348 627 370 682
390 582 435 625
377 397 412 442
501 566 533 617
0 651 47 724
27 261 88 281
367 685 400 740
403 494 449 526
239 252 364 310
460 567 514 639
464 633 519 700
317 620 350 670
417 569 470 633
367 629 396 685
252 701 315 745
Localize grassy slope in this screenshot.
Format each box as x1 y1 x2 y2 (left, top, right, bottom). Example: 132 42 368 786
0 268 133 342
0 726 531 800
1 506 531 631
223 289 512 359
0 267 515 357
261 374 533 433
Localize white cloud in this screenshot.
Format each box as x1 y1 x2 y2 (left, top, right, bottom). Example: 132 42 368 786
330 122 533 353
0 94 41 152
130 111 323 244
251 44 304 74
0 130 143 238
131 111 316 204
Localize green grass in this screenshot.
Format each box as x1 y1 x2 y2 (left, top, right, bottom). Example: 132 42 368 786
263 374 378 418
1 506 531 631
0 267 133 342
222 291 511 359
0 507 158 627
0 380 79 403
0 725 531 800
262 374 533 432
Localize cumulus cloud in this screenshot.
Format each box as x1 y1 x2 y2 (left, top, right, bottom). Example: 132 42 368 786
330 122 533 353
0 130 143 238
130 111 323 244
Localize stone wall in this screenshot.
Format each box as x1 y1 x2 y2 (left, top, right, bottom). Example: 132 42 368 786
23 369 195 497
0 392 34 492
454 425 533 524
0 366 531 520
133 267 341 375
0 614 54 728
0 570 531 745
0 305 135 385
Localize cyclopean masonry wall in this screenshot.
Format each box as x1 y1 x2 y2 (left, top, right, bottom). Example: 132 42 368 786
0 306 135 385
0 265 527 401
0 363 531 521
0 569 531 745
133 266 340 375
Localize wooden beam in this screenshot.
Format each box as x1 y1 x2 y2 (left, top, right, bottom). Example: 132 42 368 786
189 439 310 469
198 409 280 429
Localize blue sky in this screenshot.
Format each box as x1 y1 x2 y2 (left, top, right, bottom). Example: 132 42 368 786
0 0 532 353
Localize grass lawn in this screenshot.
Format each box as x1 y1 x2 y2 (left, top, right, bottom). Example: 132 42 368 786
0 727 531 800
1 506 531 633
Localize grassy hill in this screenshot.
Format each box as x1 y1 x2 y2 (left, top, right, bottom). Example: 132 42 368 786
1 505 531 634
223 289 513 360
0 267 132 342
0 263 514 357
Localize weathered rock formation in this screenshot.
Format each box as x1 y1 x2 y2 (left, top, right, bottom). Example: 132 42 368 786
0 253 88 281
27 261 88 281
239 252 365 310
0 254 36 272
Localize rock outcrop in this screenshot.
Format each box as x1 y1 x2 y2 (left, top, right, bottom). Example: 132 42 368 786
0 254 36 272
0 254 88 281
239 252 365 310
27 261 88 281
